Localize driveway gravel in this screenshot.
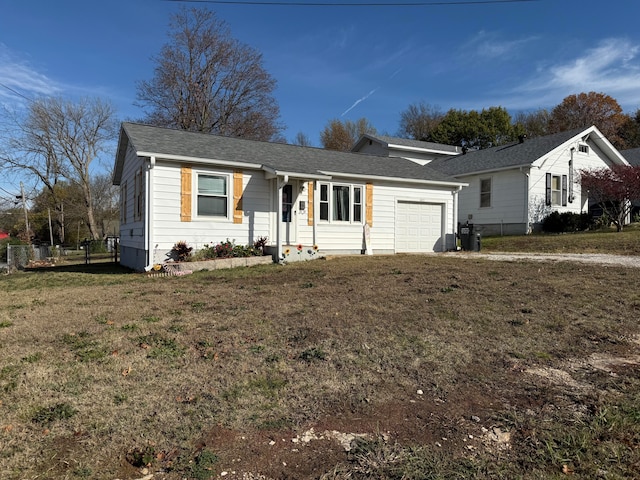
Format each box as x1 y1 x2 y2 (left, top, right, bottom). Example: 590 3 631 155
454 252 640 268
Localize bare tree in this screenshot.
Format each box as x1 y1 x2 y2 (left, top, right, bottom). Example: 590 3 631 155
2 97 117 240
398 102 443 141
292 132 312 147
320 118 377 151
136 7 283 141
513 109 551 138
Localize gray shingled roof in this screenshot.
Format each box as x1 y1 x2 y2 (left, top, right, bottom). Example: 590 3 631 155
428 128 586 176
115 123 459 185
375 135 461 153
622 147 640 166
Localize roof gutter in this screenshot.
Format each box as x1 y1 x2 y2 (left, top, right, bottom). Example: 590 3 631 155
135 151 263 170
318 171 467 188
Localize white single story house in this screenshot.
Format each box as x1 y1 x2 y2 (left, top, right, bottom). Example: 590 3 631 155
419 126 630 235
113 123 467 271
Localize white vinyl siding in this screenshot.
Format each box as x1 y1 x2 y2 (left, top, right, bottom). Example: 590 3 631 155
150 161 271 257
296 180 455 253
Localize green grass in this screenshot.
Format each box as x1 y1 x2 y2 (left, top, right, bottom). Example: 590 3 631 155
482 223 640 254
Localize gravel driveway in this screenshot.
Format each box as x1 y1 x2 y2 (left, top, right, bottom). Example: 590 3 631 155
453 252 640 268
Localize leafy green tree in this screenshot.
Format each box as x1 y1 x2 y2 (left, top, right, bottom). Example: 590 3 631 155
136 7 282 141
320 118 377 151
430 106 519 149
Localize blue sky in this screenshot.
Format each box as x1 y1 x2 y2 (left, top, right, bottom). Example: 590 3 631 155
1 0 640 158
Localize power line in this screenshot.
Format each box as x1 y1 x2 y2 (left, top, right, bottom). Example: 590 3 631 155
165 0 539 6
0 82 32 102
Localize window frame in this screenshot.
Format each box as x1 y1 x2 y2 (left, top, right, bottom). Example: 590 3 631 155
195 171 231 220
546 173 568 207
121 181 127 224
318 182 365 224
578 144 589 154
479 177 492 208
134 168 143 221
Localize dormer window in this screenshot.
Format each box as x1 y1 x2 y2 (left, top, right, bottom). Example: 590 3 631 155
578 144 589 154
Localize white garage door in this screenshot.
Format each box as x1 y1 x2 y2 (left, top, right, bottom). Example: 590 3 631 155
395 201 443 252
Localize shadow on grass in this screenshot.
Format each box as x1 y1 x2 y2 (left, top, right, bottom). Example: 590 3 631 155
24 261 134 275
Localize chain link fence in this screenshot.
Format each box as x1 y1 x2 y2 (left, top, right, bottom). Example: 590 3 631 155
6 237 119 271
7 244 59 270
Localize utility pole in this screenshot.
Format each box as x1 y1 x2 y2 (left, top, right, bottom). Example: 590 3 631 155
19 182 30 239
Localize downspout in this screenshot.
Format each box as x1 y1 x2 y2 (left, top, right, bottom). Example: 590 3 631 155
453 186 461 250
276 174 289 263
312 181 317 248
520 166 530 234
144 156 156 271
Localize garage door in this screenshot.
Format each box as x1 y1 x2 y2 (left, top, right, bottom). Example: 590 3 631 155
395 201 443 252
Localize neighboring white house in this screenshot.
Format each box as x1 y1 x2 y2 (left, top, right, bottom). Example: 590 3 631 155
352 134 462 165
422 126 630 236
112 123 467 271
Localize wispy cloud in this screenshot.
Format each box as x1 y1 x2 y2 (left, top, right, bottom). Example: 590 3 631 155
0 44 62 102
341 87 380 116
462 30 538 61
509 38 640 109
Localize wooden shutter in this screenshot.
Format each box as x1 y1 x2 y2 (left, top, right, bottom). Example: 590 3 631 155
307 181 314 226
366 183 373 227
233 170 243 224
561 175 568 206
180 165 192 222
545 173 551 206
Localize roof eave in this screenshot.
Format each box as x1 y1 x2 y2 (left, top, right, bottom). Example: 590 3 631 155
388 144 460 156
135 151 263 170
449 163 533 177
318 170 467 188
262 165 332 181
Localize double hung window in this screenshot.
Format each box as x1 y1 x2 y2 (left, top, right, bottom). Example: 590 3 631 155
319 183 363 223
480 178 491 208
197 174 229 218
545 173 568 207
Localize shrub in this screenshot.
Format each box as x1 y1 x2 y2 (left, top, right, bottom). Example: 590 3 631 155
191 238 267 261
171 240 193 262
541 211 592 233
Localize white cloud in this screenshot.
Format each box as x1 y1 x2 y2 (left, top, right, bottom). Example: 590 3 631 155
0 44 62 102
509 38 640 110
462 30 538 61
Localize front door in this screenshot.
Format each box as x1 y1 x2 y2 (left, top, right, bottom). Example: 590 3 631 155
282 182 297 245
